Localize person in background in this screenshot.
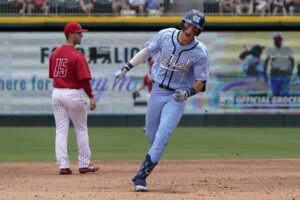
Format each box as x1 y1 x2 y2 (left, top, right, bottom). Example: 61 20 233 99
80 0 96 15
111 0 130 15
239 44 267 81
264 33 294 96
219 0 236 15
272 0 287 15
128 0 145 15
145 0 165 15
255 0 269 16
236 0 254 15
132 57 153 101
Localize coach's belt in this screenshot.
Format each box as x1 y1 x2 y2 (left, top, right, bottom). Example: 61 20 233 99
158 84 176 91
54 87 80 89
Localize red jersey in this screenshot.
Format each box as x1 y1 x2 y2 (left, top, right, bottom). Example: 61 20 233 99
49 45 91 89
143 74 152 93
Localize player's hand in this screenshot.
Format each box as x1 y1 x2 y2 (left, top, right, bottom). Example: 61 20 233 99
89 97 96 111
172 90 188 103
114 65 129 83
132 91 140 100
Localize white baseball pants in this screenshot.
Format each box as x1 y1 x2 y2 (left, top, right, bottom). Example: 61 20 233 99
52 88 91 169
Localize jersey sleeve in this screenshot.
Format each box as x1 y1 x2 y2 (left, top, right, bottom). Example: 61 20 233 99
49 54 54 78
76 54 91 81
144 29 168 55
193 49 209 81
80 79 93 98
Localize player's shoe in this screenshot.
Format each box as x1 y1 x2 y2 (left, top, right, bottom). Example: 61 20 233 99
79 164 99 174
132 176 147 192
59 168 72 175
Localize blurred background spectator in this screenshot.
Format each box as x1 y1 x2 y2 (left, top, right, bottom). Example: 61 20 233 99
272 0 287 15
3 0 300 16
128 0 145 15
80 0 96 15
24 0 34 15
60 0 81 15
145 0 165 15
111 0 130 15
26 0 49 15
255 0 269 16
236 0 254 15
9 0 26 14
219 0 236 15
287 0 300 15
35 0 49 15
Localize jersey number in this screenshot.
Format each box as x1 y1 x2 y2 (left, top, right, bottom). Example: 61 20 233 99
53 58 68 77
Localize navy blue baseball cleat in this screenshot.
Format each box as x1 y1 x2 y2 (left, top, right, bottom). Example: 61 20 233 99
132 176 147 192
132 154 157 192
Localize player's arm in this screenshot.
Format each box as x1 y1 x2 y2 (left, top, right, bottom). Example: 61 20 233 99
114 29 165 83
172 80 206 103
114 48 150 83
49 54 54 78
80 78 96 111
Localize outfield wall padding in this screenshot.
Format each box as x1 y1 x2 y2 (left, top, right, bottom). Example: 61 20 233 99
0 114 299 127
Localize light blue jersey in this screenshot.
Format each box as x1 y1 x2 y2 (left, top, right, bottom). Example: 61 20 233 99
144 28 209 90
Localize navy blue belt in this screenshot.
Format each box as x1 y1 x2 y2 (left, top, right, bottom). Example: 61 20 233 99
158 84 176 91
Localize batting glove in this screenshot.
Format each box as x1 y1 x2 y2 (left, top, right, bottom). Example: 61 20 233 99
114 65 130 83
172 90 189 103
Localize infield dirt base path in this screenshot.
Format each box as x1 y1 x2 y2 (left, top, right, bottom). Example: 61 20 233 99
0 159 300 200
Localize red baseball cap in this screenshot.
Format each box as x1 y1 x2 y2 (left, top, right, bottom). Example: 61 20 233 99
64 22 88 35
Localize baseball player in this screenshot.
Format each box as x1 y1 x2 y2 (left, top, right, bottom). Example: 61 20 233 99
115 10 209 191
132 57 153 101
49 22 99 175
239 44 266 81
264 33 294 96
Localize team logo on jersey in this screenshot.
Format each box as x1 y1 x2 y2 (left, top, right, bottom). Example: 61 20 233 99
160 54 190 72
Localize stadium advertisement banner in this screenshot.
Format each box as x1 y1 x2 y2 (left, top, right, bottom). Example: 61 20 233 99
0 31 300 114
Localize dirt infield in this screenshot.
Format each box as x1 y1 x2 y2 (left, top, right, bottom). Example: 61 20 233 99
0 159 300 200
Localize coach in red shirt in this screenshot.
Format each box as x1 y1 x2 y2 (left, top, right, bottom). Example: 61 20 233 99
49 22 99 175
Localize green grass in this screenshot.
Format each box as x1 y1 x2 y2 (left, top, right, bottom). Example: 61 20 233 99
0 127 299 162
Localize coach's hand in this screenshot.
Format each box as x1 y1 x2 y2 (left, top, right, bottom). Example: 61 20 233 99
114 65 130 83
173 90 188 103
89 97 96 111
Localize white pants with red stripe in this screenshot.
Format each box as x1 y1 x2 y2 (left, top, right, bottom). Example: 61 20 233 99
52 88 91 169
